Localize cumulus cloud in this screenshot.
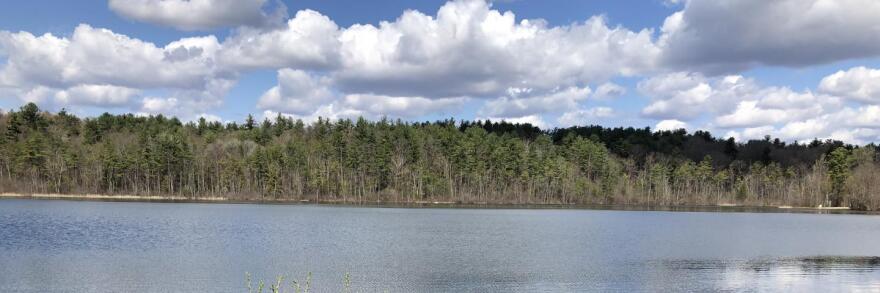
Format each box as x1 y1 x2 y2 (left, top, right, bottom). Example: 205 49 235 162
108 0 287 30
0 25 224 89
711 85 841 134
592 82 626 100
660 0 880 72
655 119 688 131
818 66 880 104
140 96 179 113
639 72 840 128
837 105 880 128
257 69 465 120
257 69 336 115
725 120 833 143
0 24 233 113
332 0 658 98
716 101 802 129
54 84 140 107
219 0 658 100
715 91 834 129
225 0 660 123
2 84 141 111
262 94 465 122
476 115 549 129
5 0 880 144
639 72 733 120
3 86 56 106
557 107 614 126
196 113 223 123
341 94 466 118
722 106 880 144
136 98 224 122
634 68 880 142
218 10 341 70
478 86 592 118
261 106 356 124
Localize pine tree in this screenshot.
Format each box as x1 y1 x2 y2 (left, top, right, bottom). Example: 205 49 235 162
826 147 853 206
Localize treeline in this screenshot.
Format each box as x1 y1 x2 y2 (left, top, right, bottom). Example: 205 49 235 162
2 103 879 209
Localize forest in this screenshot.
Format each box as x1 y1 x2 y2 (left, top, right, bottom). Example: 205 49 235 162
2 103 879 210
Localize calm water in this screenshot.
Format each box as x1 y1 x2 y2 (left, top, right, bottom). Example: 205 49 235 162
1 199 879 292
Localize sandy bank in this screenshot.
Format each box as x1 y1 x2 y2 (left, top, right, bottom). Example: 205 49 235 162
0 192 228 202
0 193 860 213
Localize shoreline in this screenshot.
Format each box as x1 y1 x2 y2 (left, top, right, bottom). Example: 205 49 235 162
0 192 869 215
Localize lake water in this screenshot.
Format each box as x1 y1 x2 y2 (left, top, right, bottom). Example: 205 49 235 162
1 199 879 292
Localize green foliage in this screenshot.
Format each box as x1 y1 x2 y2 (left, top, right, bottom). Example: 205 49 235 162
19 134 47 174
734 179 748 201
826 147 854 205
1 105 878 209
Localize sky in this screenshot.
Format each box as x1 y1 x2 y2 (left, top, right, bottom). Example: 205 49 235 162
2 0 880 144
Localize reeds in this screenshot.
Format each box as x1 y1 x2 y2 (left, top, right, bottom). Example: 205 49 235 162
248 271 356 293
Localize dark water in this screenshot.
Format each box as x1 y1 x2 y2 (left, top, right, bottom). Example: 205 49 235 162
1 199 879 292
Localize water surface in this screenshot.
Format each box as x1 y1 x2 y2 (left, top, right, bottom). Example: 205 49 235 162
1 199 879 292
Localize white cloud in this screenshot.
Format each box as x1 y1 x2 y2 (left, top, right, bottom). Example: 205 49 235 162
476 115 549 129
0 25 224 89
636 69 875 142
639 72 718 120
340 94 465 118
262 105 363 125
660 0 880 72
756 87 830 109
196 113 223 123
257 69 466 120
715 96 830 129
332 1 658 98
741 126 776 140
479 86 592 117
714 101 786 128
689 70 863 140
557 107 614 126
640 72 840 129
257 69 335 115
726 119 835 143
0 24 232 112
828 128 880 145
818 66 880 104
218 10 341 70
3 0 880 145
54 84 140 107
832 105 880 128
0 0 660 129
663 0 685 6
778 119 830 142
108 0 286 30
655 119 688 131
592 82 626 100
220 0 658 100
17 86 56 105
234 0 660 122
710 104 880 144
140 96 179 113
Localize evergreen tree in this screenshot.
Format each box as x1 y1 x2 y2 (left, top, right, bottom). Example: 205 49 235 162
826 147 853 206
0 107 877 210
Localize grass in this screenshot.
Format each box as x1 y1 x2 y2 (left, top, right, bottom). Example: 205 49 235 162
246 272 354 293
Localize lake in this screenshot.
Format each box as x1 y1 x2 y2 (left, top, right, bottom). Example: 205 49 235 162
1 199 879 292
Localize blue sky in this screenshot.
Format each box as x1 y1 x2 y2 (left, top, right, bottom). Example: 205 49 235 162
2 0 880 143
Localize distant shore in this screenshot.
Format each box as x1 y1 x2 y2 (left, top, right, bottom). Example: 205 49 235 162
2 192 869 215
0 192 229 202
